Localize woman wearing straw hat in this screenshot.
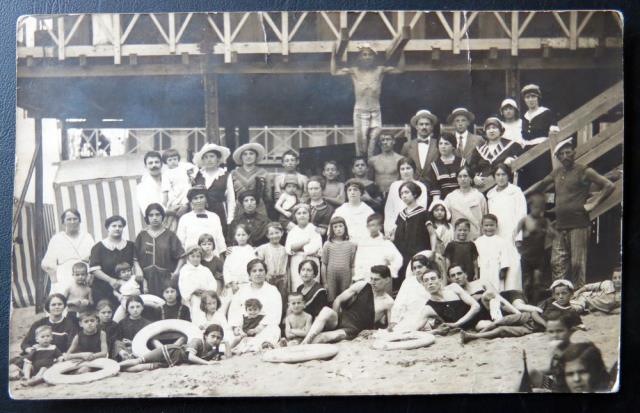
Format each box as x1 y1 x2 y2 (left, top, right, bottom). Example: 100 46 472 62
230 143 271 218
192 143 235 234
469 117 522 193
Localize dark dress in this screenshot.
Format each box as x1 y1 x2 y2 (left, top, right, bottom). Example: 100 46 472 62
21 316 78 353
193 169 232 233
201 255 224 292
443 241 479 280
362 180 383 212
426 298 477 330
24 345 62 371
135 229 184 298
520 108 558 189
89 240 136 306
338 283 375 339
73 330 103 353
242 314 266 334
100 320 118 357
427 156 465 200
297 282 328 320
310 200 334 241
160 303 192 321
114 317 150 341
469 138 522 191
227 212 270 247
393 206 431 287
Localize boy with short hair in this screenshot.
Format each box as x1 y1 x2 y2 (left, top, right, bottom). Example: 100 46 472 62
282 292 313 346
443 218 479 280
571 266 622 314
161 148 198 230
515 191 558 305
21 325 62 386
65 310 109 363
273 149 308 201
353 214 403 290
540 280 584 328
63 261 94 316
474 214 511 291
351 156 383 212
321 161 345 207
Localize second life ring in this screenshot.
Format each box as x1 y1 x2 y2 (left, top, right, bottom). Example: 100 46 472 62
132 319 202 357
262 344 339 363
43 358 120 385
371 331 436 351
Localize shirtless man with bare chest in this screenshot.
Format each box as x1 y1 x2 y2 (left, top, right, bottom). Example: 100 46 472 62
368 134 403 195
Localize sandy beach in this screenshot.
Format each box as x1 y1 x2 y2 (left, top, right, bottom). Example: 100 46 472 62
8 307 620 399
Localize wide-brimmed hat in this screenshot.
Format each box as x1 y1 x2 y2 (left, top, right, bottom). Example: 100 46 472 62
521 84 542 99
410 110 439 128
232 143 266 165
553 137 575 156
193 143 231 168
483 117 505 135
446 107 475 125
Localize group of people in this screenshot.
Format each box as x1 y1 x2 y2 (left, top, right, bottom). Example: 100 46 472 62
13 80 619 393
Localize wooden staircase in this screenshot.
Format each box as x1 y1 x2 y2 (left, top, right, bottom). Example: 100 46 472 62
511 80 623 220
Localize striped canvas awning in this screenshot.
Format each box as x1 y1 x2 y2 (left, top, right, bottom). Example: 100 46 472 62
12 202 56 307
52 155 147 241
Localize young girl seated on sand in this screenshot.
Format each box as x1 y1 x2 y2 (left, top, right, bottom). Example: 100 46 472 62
65 310 109 365
159 280 191 322
119 324 226 372
113 296 151 361
230 298 268 352
96 299 118 358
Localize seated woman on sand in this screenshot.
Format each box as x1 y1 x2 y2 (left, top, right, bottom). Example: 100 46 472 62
301 266 393 344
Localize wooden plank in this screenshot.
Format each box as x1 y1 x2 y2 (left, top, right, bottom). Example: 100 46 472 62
452 12 461 54
335 28 349 60
168 13 176 53
281 12 289 57
223 13 231 63
203 73 220 143
559 82 623 129
588 178 622 220
57 17 65 60
34 116 44 313
113 14 121 64
385 25 410 63
575 124 623 165
511 12 519 56
16 56 623 78
569 11 578 50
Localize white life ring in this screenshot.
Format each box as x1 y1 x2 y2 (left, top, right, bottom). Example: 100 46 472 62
262 344 339 363
371 332 436 351
43 358 120 385
132 319 202 357
112 294 166 322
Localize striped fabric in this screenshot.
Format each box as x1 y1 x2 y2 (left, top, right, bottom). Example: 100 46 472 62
53 176 145 242
11 202 56 308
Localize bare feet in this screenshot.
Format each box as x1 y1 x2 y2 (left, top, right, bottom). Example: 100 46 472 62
460 331 473 345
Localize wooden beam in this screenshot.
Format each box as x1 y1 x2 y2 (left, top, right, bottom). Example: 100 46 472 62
34 116 45 313
203 73 220 143
385 25 410 63
575 120 623 165
16 56 623 78
588 178 622 220
335 27 349 60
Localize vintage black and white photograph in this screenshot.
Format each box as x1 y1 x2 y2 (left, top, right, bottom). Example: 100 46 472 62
9 10 623 397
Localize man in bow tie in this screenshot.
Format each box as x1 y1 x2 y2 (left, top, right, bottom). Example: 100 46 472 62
400 110 441 191
446 107 485 162
176 186 227 257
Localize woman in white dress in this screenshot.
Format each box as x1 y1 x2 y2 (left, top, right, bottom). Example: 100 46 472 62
499 98 524 145
227 259 283 352
331 179 375 244
285 204 322 291
41 208 95 294
486 163 527 290
384 158 428 236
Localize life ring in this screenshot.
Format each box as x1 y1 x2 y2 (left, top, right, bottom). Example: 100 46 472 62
43 358 120 385
262 344 339 363
132 319 202 357
112 294 166 322
371 332 435 351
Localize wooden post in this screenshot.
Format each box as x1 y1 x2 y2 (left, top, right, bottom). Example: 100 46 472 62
203 71 220 144
60 118 69 160
505 67 520 98
34 116 45 313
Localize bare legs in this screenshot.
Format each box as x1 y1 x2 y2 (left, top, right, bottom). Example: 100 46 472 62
301 307 343 344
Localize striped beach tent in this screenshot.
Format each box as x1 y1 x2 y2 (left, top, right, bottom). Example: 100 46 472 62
53 154 146 241
11 201 56 307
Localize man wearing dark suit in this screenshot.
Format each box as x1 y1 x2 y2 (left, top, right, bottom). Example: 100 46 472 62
446 107 484 162
401 110 440 189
